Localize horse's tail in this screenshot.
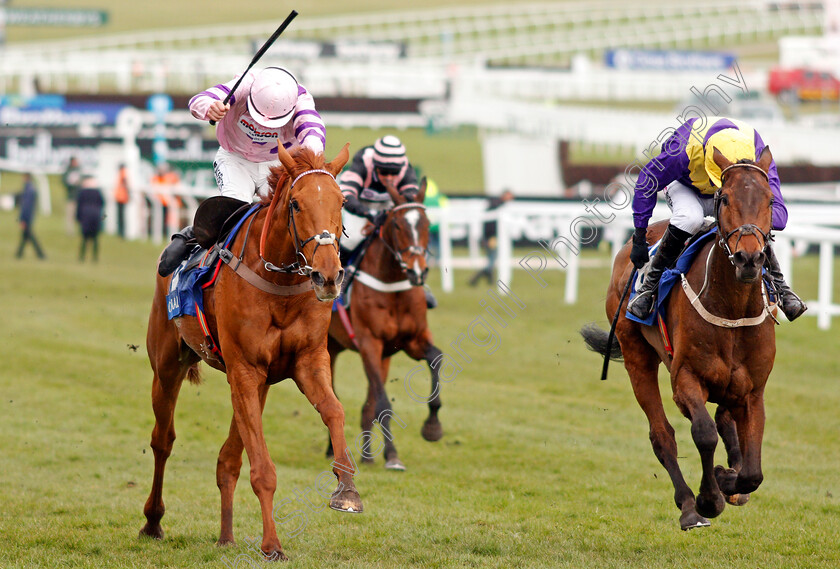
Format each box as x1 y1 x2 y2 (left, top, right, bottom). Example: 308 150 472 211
579 323 623 361
186 363 203 385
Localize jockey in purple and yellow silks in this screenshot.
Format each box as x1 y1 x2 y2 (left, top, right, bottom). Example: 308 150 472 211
626 116 807 322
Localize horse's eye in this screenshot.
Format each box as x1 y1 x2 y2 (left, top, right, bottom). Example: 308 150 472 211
291 199 300 213
769 198 775 206
719 194 729 206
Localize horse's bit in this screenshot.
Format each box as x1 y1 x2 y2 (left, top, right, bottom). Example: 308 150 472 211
714 162 773 265
262 168 340 276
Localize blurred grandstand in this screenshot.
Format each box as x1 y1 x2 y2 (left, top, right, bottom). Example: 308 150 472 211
2 0 840 326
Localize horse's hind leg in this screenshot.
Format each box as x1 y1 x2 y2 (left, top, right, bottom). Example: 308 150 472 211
421 344 444 442
622 332 707 530
714 407 750 506
139 358 193 539
405 334 444 442
216 383 269 546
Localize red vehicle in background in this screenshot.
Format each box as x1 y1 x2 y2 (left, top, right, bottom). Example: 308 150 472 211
768 67 840 101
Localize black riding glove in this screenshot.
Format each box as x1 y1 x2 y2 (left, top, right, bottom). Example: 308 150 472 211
630 227 650 269
343 194 371 218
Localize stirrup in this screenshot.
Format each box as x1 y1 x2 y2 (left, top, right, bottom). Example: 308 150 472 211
779 292 807 322
627 289 655 319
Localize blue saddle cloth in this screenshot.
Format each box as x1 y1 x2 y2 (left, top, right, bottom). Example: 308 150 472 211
166 203 262 320
625 229 717 326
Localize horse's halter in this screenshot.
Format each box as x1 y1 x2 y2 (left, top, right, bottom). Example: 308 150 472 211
259 168 341 276
380 202 430 275
714 163 773 264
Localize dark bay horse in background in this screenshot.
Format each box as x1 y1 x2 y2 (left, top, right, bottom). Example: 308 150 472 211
328 179 444 470
582 148 779 530
141 144 363 561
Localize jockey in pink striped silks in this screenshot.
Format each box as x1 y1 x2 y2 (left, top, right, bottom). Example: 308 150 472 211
158 66 326 276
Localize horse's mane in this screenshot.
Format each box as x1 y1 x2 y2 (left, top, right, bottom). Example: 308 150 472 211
262 148 327 205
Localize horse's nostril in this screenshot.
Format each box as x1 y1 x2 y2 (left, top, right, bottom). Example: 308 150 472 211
336 269 345 285
311 271 325 286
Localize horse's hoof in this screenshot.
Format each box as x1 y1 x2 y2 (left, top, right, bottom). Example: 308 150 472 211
714 465 738 495
361 456 375 465
421 418 443 442
680 511 711 531
330 487 364 513
217 537 235 547
695 492 726 519
138 523 164 540
726 493 750 506
262 549 289 562
384 458 406 471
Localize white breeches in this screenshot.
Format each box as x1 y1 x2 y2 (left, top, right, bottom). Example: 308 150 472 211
664 181 715 234
212 147 280 203
340 199 392 251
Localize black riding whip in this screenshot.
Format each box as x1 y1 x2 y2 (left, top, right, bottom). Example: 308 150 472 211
601 270 635 381
210 10 299 125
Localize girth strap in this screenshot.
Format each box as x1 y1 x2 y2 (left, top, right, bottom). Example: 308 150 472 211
218 247 313 296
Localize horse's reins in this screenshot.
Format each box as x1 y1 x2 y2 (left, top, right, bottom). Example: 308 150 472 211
714 163 773 264
258 168 340 276
380 202 429 275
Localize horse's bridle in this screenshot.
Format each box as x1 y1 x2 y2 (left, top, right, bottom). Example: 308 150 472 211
379 202 430 275
260 168 341 276
714 162 773 264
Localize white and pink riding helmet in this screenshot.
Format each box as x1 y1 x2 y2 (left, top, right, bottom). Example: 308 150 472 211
247 67 299 128
372 135 408 174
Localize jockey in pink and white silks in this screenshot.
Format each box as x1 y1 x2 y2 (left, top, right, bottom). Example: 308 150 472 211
626 116 807 321
158 66 327 276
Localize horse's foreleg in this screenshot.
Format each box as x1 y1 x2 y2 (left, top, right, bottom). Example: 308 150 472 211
728 393 766 496
421 343 444 442
714 407 750 506
622 331 705 530
325 343 342 459
216 383 269 546
294 353 364 514
357 338 396 465
140 366 187 540
227 368 286 561
673 372 725 521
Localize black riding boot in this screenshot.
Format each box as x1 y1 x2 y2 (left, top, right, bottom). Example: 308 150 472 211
157 226 195 277
765 245 807 321
627 225 691 319
424 287 438 309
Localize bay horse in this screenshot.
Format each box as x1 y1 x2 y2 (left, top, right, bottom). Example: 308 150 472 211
581 147 778 530
140 144 363 561
327 179 444 470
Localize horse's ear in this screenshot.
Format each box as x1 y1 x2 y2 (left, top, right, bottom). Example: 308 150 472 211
326 143 350 177
756 146 773 174
712 147 732 172
276 142 296 175
416 176 427 204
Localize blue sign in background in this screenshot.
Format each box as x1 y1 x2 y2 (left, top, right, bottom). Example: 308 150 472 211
605 49 737 71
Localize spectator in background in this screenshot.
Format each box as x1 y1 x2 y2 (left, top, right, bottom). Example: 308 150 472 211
15 173 46 260
62 156 82 235
150 162 181 240
420 173 447 261
113 163 130 239
76 173 105 262
469 190 514 287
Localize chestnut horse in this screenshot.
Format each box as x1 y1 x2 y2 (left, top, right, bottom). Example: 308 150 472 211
140 145 363 561
327 179 444 470
582 147 779 530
